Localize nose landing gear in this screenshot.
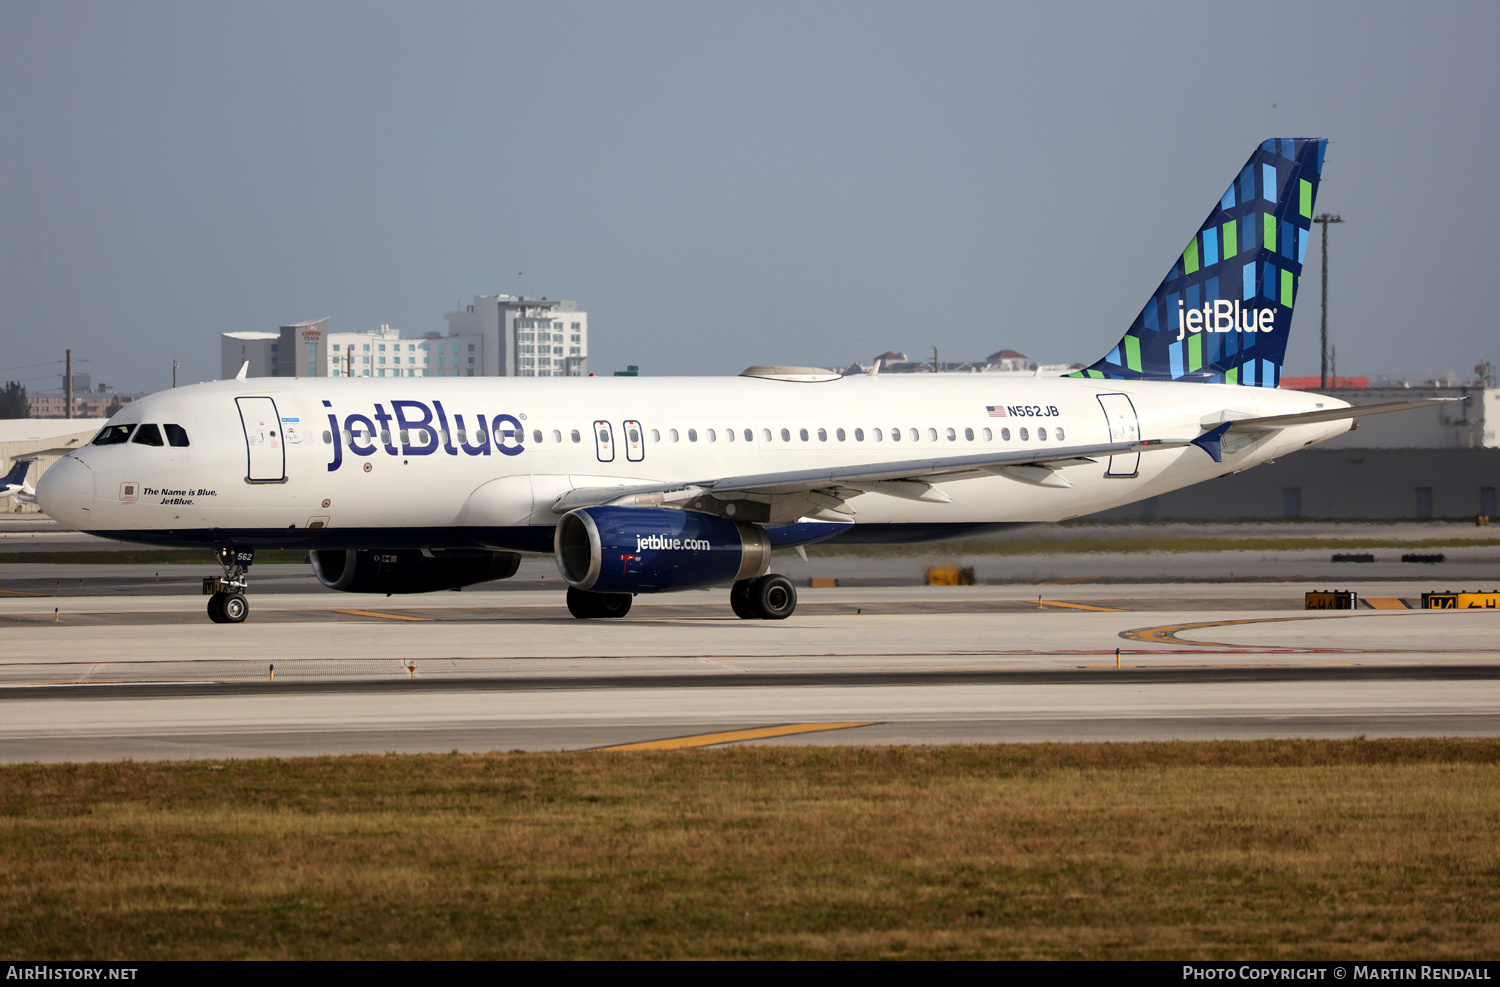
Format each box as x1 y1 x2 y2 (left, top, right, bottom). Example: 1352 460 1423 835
206 546 253 624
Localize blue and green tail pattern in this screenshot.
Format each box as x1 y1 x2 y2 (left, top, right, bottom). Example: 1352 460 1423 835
1072 138 1326 387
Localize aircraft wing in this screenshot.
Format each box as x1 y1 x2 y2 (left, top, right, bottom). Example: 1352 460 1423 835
551 438 1161 513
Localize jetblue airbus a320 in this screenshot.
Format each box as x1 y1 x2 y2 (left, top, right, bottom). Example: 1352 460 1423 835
34 139 1442 623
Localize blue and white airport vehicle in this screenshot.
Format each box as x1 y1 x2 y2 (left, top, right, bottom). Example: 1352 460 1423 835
35 139 1443 622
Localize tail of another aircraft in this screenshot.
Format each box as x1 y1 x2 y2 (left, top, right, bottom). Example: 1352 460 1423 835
1072 138 1327 387
2 457 34 488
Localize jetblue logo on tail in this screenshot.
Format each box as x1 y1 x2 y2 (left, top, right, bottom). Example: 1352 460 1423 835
1176 300 1276 341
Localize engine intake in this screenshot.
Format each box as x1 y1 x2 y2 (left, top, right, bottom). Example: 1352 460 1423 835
309 548 521 594
554 506 770 594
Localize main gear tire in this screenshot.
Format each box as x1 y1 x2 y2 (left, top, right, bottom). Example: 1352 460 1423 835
750 574 796 620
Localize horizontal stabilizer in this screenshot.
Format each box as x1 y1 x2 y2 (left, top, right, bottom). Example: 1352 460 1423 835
1214 397 1460 432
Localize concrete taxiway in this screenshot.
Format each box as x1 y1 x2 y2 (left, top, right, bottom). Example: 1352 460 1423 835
2 580 1498 762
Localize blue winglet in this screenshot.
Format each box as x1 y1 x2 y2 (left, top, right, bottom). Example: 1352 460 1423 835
1190 422 1234 463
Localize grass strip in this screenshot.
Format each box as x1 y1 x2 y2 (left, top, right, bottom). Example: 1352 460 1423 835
2 739 1497 959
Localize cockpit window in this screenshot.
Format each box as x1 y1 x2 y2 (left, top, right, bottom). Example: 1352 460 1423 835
131 424 164 446
92 424 136 445
164 423 190 447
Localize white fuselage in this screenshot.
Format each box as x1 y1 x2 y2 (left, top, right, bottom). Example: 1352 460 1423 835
36 373 1350 554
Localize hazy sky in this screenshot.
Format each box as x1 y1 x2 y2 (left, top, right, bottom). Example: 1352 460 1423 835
4 1 1497 392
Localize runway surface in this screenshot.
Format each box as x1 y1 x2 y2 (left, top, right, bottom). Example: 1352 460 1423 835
2 577 1499 762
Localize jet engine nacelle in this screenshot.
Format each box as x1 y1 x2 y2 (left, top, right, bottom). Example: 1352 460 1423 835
309 548 522 594
554 506 771 594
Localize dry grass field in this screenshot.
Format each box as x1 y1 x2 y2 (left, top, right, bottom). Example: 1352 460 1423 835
2 740 1497 959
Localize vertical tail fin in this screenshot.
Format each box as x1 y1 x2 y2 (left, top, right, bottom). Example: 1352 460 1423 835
1072 138 1327 387
2 457 35 488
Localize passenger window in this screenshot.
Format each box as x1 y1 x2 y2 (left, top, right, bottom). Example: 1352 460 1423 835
835 428 845 441
724 428 734 442
873 428 883 441
744 429 754 442
93 424 136 445
799 428 809 442
780 428 791 442
651 429 661 442
1056 427 1065 441
818 428 828 442
533 430 543 443
628 426 641 444
964 427 974 441
688 429 698 442
131 424 164 446
946 428 956 441
911 428 921 442
322 430 332 444
890 428 901 442
706 429 715 442
854 428 864 442
570 430 581 443
1038 427 1047 441
1020 428 1030 441
552 430 562 443
998 428 1008 441
164 423 190 447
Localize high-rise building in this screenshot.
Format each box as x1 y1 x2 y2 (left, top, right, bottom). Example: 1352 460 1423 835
443 295 588 377
219 293 586 380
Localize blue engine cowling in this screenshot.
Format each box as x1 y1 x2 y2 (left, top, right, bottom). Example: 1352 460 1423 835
554 506 771 594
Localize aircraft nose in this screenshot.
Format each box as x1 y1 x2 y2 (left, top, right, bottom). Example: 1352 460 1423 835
36 455 94 530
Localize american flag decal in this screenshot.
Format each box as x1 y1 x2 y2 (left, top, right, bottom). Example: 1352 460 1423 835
986 405 1008 417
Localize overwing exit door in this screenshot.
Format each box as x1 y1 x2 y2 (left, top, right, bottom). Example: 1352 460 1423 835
623 420 644 462
236 396 286 483
1096 393 1140 478
593 420 615 463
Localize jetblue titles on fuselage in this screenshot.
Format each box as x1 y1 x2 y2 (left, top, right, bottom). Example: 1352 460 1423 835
321 398 525 472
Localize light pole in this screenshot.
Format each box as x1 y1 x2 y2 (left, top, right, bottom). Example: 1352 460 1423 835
1313 211 1344 388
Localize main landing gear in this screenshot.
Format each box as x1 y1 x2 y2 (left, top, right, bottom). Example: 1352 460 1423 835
206 546 252 624
566 586 633 619
730 573 797 620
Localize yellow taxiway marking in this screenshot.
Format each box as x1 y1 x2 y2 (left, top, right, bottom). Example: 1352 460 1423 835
0 589 48 596
1121 615 1331 646
1364 598 1411 610
1039 600 1129 612
592 722 877 751
332 609 434 622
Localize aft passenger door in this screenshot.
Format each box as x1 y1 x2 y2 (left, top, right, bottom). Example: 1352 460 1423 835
1096 393 1140 478
236 396 287 483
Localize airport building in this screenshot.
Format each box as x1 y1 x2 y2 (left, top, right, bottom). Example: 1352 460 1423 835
28 379 141 420
219 295 587 380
